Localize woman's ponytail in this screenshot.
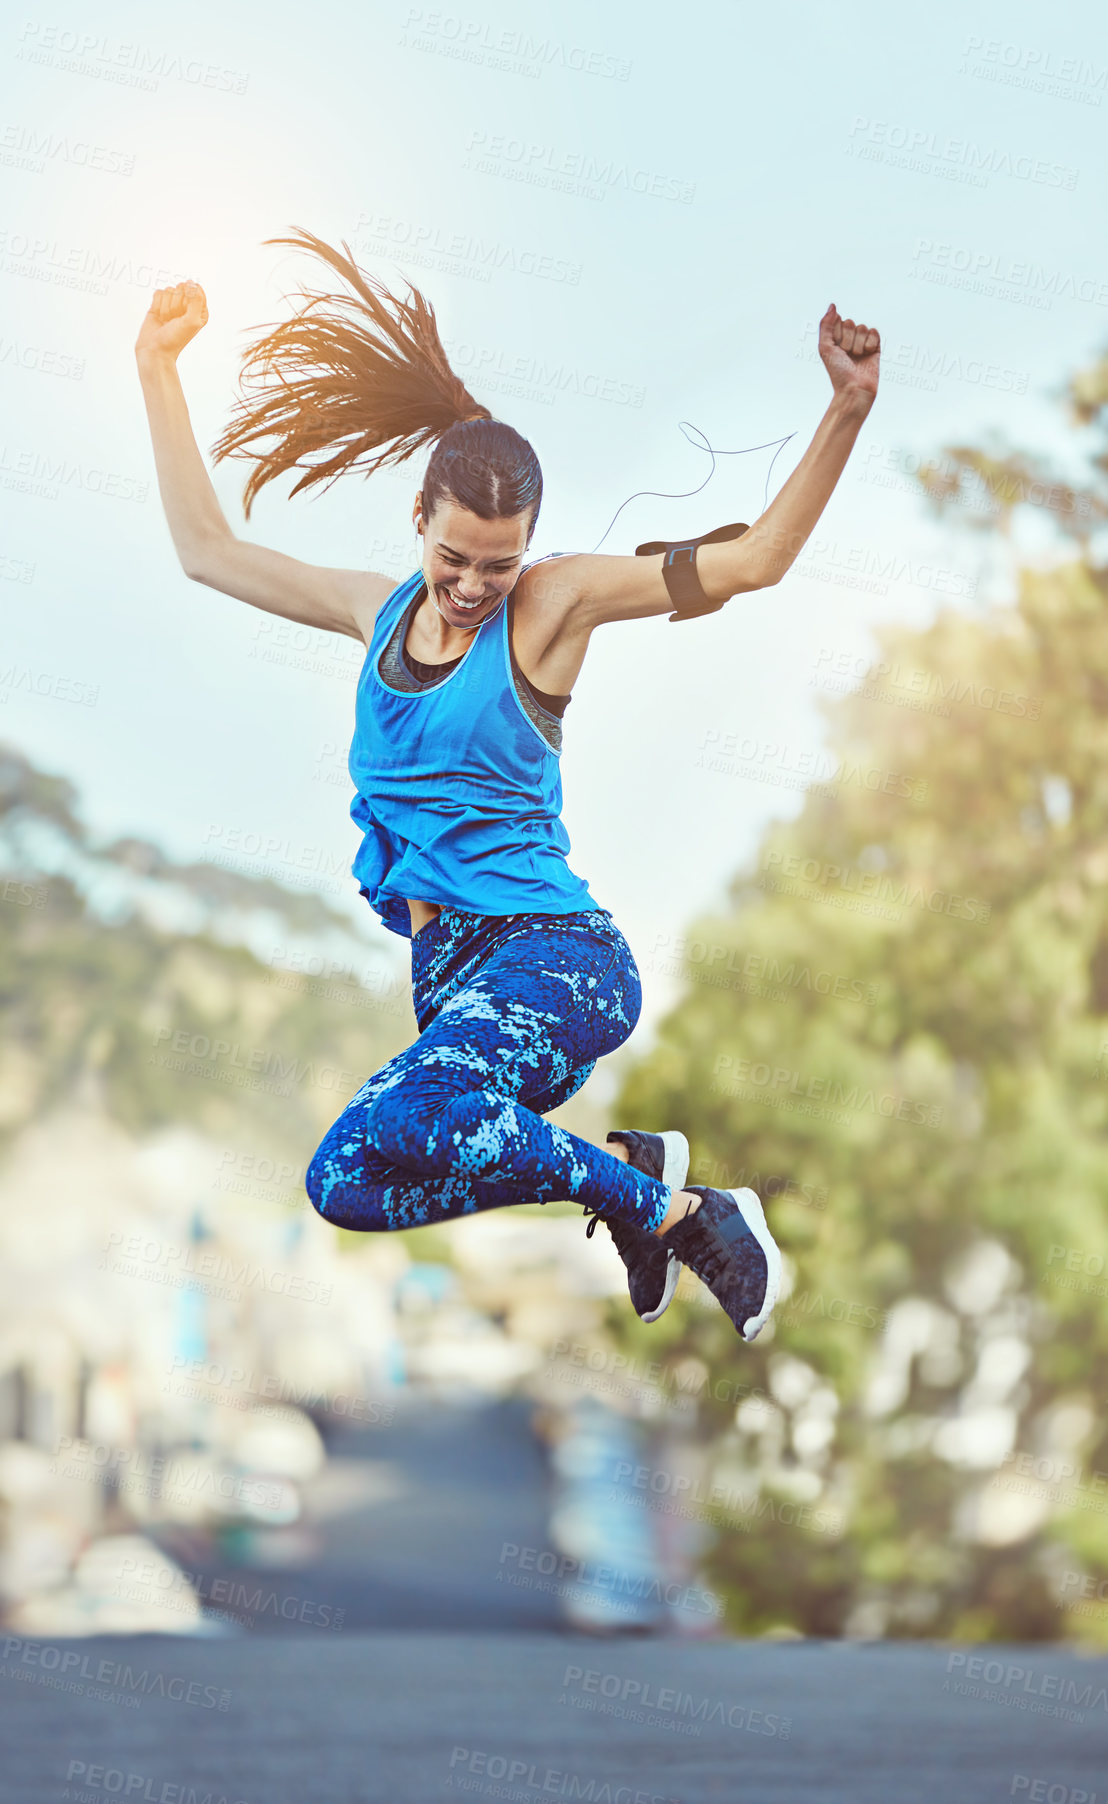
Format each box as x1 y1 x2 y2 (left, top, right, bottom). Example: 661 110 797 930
212 226 541 533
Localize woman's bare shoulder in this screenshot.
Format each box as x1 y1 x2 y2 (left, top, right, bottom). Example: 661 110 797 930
513 552 585 621
511 553 593 684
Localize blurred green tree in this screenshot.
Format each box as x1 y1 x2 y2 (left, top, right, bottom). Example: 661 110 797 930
612 347 1108 1642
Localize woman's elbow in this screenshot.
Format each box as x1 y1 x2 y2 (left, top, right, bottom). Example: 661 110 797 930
180 537 230 586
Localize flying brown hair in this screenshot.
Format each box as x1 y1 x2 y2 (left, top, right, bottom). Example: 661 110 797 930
210 226 540 527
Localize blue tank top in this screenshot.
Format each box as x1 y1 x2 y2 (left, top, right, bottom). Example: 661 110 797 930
348 563 600 938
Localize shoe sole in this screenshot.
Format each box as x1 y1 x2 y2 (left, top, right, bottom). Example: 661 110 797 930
638 1131 689 1324
727 1187 782 1340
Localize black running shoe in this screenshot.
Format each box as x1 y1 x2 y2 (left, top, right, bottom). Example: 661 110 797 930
661 1186 781 1341
584 1129 689 1322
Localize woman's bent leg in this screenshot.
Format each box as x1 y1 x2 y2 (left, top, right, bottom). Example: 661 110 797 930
305 916 672 1234
307 1059 595 1232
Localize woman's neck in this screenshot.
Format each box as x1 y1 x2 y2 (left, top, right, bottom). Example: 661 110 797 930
411 580 505 661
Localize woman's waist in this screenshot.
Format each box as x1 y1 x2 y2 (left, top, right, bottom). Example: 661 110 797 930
406 897 442 936
405 893 608 934
411 900 619 959
351 806 572 856
350 783 560 822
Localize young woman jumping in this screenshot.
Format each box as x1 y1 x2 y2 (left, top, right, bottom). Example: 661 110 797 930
135 228 880 1343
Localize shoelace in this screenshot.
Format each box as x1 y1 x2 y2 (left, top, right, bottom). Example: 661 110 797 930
675 1215 736 1290
583 1206 649 1257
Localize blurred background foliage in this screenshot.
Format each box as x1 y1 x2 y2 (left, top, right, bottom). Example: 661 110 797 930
608 342 1108 1641
0 746 411 1158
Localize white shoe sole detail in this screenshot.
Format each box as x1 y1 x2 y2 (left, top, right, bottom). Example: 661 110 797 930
638 1130 689 1324
727 1187 782 1340
659 1131 690 1190
640 1249 682 1324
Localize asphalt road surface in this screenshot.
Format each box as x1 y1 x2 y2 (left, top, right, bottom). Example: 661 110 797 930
4 1399 1106 1799
3 1632 1107 1802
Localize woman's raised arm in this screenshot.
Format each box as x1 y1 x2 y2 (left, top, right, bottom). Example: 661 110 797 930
135 281 394 642
560 303 880 629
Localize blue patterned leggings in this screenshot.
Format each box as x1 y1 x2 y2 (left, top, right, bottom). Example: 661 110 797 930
305 907 674 1234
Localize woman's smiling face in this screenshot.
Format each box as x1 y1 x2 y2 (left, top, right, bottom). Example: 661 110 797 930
414 493 533 631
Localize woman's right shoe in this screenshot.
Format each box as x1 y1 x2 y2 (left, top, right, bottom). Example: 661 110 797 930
660 1186 781 1341
585 1129 689 1322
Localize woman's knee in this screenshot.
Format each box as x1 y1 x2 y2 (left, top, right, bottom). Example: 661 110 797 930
304 1141 389 1232
363 1078 454 1165
304 1114 372 1218
305 1138 337 1218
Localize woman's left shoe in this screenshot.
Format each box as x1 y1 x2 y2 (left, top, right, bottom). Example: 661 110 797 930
660 1186 781 1342
584 1129 689 1322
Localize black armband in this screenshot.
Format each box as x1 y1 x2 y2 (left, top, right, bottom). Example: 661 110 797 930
634 520 750 622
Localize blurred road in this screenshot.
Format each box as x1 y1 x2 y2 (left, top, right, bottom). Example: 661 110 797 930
302 1394 564 1630
157 1394 565 1632
4 1633 1107 1803
6 1398 1107 1801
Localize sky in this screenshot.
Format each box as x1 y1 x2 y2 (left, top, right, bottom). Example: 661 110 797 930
1 0 1107 1044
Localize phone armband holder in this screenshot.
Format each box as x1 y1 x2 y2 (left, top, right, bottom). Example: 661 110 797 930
634 520 750 622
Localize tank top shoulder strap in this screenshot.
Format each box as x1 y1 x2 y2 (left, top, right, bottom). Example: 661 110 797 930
370 570 424 654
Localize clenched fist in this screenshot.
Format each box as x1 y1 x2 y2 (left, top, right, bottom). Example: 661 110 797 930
818 302 880 402
135 280 209 362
